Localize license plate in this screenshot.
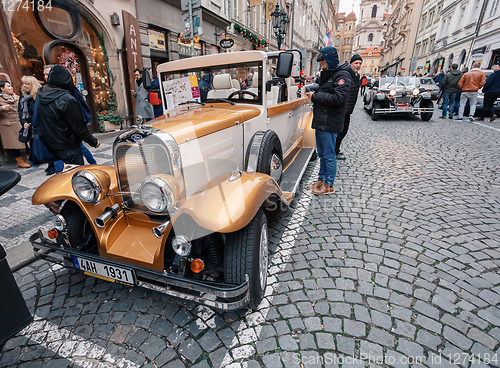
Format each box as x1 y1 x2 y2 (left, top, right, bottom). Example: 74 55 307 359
395 107 412 112
73 256 135 285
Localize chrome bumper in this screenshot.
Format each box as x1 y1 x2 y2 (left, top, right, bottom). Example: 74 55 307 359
374 107 434 114
29 232 249 311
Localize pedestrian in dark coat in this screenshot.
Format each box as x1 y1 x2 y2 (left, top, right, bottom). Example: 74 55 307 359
439 64 462 118
131 68 154 121
434 71 445 89
304 46 352 195
36 65 99 165
336 54 362 160
479 64 500 121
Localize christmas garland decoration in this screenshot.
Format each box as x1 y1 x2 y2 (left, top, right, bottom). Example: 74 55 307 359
84 17 123 132
58 50 80 76
234 24 268 50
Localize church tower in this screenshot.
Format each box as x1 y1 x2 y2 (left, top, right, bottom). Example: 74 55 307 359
353 0 390 55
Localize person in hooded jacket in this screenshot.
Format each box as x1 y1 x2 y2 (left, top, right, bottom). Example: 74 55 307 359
36 65 99 165
439 63 462 119
335 54 362 161
479 64 500 121
304 46 352 195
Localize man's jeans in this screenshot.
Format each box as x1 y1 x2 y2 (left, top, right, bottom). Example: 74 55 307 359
442 92 456 117
459 92 478 118
54 143 97 173
316 130 338 187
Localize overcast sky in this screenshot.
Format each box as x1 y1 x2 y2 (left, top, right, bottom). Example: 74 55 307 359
338 0 361 17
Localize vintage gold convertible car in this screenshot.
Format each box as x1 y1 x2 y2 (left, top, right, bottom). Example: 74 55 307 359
30 50 316 310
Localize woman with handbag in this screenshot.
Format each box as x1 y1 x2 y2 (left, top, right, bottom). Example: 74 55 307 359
18 76 42 159
0 80 30 168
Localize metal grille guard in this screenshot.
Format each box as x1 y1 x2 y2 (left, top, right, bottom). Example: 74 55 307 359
29 232 250 311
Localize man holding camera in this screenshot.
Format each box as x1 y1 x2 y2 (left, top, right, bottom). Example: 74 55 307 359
304 47 352 195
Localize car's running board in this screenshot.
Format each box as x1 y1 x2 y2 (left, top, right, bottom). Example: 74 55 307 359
280 147 315 195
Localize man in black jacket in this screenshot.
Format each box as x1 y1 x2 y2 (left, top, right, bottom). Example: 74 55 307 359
336 54 362 160
439 64 462 119
304 47 352 195
37 65 99 165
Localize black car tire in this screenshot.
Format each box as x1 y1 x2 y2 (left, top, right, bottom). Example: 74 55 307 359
61 203 93 248
224 209 268 309
421 100 434 121
371 102 381 121
310 149 318 161
245 131 283 185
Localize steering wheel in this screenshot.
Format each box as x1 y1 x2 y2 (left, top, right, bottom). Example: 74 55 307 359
227 90 258 100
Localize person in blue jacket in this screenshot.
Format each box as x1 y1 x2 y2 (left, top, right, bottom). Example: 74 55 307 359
479 64 500 121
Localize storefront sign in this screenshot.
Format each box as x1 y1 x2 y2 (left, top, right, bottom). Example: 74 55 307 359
122 10 143 116
219 38 234 49
148 29 166 52
266 0 276 21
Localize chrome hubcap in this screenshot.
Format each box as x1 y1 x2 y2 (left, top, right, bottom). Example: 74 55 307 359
269 153 282 182
259 223 268 291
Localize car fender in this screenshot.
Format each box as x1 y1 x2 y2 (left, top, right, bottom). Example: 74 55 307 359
32 165 120 205
375 93 388 100
171 172 287 234
420 92 432 99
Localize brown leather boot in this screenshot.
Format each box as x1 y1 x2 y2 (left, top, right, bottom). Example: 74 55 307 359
307 180 324 190
16 157 31 168
312 183 335 195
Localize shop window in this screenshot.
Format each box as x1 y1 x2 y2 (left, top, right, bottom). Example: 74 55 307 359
11 6 112 113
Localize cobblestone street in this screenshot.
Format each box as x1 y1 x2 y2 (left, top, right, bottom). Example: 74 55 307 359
1 103 500 368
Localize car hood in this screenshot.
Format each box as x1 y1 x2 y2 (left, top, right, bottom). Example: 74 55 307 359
150 104 261 144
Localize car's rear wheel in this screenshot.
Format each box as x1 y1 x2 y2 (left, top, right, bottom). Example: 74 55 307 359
421 100 434 121
224 209 268 309
371 102 381 121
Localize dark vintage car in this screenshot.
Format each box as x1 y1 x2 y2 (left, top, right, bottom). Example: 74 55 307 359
364 76 435 121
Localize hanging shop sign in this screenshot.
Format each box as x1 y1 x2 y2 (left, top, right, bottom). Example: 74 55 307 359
148 29 166 52
219 38 234 49
122 10 143 116
34 0 82 41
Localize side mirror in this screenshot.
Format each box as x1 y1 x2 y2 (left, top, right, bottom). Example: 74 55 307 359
276 52 293 78
142 69 152 90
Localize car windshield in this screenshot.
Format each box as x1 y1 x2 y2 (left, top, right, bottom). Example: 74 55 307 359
379 76 416 90
160 60 263 110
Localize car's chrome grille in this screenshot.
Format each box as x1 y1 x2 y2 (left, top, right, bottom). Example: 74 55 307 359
115 142 172 211
394 95 412 105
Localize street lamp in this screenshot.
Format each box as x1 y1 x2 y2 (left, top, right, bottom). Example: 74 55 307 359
271 3 289 50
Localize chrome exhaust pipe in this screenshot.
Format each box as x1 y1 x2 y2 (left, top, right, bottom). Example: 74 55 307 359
153 220 170 239
95 204 120 228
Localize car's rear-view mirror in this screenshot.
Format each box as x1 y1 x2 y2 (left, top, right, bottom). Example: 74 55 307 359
276 52 293 78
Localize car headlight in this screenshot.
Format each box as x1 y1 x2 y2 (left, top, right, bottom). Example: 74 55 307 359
139 176 177 213
413 89 420 96
72 171 102 203
389 90 396 96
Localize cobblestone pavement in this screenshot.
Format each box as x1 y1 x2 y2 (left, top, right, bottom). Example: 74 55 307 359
1 104 500 368
0 131 118 252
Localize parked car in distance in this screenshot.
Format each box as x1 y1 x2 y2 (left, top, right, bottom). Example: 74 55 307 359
29 50 318 311
416 77 440 99
364 76 434 121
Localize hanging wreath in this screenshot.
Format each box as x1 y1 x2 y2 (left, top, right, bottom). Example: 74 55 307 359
58 50 79 76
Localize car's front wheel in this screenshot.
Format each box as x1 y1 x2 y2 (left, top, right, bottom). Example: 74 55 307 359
421 100 434 121
224 209 268 309
60 202 94 248
371 102 381 121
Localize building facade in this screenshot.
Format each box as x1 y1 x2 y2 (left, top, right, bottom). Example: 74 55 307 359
335 12 356 63
360 46 383 76
412 0 443 74
468 0 500 68
353 0 390 56
431 0 483 73
381 0 424 75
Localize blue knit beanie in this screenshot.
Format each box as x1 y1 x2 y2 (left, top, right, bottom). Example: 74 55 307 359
320 47 340 69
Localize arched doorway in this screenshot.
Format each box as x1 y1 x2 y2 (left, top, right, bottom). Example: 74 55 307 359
458 49 467 68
